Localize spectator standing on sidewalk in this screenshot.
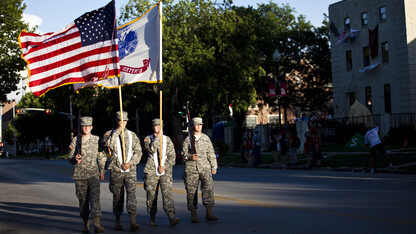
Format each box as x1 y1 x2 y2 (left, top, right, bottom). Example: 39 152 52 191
252 129 262 166
279 131 288 168
287 130 299 165
269 132 279 166
244 131 253 166
364 126 393 173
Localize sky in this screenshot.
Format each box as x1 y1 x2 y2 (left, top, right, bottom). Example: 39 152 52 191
22 0 340 34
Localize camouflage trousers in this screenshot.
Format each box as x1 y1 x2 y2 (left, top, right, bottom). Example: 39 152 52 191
109 171 137 216
143 173 176 215
183 169 215 210
75 177 101 218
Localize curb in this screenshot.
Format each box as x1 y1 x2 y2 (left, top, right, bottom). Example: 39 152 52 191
218 162 416 175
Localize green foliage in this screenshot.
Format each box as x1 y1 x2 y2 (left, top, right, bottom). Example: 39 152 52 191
0 0 30 103
3 123 15 144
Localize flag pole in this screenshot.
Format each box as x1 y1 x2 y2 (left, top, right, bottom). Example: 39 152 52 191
118 82 127 165
159 89 163 165
114 0 126 165
158 1 163 167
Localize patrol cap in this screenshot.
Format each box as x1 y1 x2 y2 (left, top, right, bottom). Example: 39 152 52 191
81 116 93 126
152 118 163 126
116 111 129 121
192 117 203 125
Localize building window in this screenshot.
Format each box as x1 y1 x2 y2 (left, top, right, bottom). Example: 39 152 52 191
361 12 368 26
348 92 355 106
363 46 370 67
344 17 350 31
379 6 387 22
365 87 372 112
384 84 391 113
268 115 280 125
346 50 352 70
382 42 389 62
245 116 258 128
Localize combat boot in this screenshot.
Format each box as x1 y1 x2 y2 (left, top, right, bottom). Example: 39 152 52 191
82 218 90 233
190 209 199 223
115 215 123 231
93 216 104 233
129 213 140 232
149 213 157 227
168 212 180 227
205 206 218 221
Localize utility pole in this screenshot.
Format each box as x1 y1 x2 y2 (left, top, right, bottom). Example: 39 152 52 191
0 104 2 143
12 100 17 156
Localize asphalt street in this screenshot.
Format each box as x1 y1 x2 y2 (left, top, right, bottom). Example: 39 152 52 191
0 159 415 233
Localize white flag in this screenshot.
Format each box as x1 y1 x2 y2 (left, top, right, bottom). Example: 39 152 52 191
74 2 162 90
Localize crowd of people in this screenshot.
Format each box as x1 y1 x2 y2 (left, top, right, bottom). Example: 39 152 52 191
240 127 302 168
68 112 219 233
240 115 393 174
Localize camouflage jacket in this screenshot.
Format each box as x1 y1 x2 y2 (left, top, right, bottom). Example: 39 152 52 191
182 133 217 173
104 128 142 176
68 135 107 180
143 134 176 175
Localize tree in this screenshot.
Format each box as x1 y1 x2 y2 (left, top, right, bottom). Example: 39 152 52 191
119 0 263 143
0 0 30 103
235 3 333 120
280 16 333 117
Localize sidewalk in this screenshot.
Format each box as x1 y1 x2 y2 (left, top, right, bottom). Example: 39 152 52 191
221 148 416 174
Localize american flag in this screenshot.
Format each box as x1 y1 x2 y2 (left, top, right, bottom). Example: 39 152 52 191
19 0 120 96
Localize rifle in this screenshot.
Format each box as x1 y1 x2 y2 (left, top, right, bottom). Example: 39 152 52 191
70 111 82 165
186 102 196 154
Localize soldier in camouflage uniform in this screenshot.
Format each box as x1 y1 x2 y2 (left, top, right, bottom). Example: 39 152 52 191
143 119 180 227
68 116 106 233
104 111 142 232
182 117 219 223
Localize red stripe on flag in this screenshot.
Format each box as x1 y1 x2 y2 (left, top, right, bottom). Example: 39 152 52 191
27 42 83 65
20 26 77 54
31 69 119 97
29 56 119 87
29 44 115 75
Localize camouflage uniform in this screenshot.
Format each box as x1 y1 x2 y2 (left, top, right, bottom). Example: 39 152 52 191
104 127 142 216
182 132 218 211
68 122 106 219
143 132 177 215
